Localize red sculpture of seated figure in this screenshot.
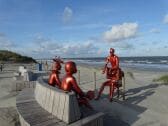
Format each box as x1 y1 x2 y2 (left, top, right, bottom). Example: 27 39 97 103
61 61 93 109
48 57 63 88
95 48 123 102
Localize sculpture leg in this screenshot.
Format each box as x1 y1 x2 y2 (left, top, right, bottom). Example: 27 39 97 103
109 82 115 102
95 80 110 100
78 97 93 109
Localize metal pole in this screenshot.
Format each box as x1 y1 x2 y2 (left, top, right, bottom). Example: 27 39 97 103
94 72 97 93
78 70 80 85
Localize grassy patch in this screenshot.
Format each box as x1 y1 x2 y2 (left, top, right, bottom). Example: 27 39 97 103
153 75 168 84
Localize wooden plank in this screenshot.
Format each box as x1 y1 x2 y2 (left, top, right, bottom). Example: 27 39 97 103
32 118 61 126
57 93 66 120
72 95 81 120
52 91 60 117
41 85 48 108
44 88 51 111
69 112 104 126
34 82 40 100
68 95 76 123
26 114 55 126
48 89 55 113
17 103 40 111
17 85 104 126
19 107 49 116
97 117 103 126
38 83 44 105
62 94 69 123
17 97 35 103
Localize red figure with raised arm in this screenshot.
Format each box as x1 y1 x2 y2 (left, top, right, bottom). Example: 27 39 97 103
48 57 63 88
61 61 93 109
95 48 121 102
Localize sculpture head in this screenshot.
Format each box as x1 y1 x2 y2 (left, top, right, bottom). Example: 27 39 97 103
55 61 61 70
52 56 63 71
109 48 115 56
65 61 77 74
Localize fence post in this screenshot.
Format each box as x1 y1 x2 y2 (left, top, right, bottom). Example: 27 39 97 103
94 72 97 93
78 70 80 85
122 76 126 100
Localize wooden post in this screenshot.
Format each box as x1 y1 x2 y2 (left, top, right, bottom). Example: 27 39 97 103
78 70 80 85
122 76 126 100
94 72 97 93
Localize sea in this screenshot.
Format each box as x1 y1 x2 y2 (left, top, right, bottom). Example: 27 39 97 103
37 56 168 72
65 56 168 72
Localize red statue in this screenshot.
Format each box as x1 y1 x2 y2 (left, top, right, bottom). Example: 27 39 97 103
95 48 122 102
48 57 63 88
61 61 94 109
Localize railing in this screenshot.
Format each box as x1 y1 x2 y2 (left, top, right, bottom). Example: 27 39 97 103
15 81 36 92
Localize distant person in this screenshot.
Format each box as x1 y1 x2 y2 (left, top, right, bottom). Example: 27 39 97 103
45 61 48 71
48 57 63 88
0 64 3 71
95 48 121 102
61 61 94 109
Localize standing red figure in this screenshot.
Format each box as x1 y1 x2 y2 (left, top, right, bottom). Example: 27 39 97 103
61 61 93 109
95 48 120 102
48 57 63 88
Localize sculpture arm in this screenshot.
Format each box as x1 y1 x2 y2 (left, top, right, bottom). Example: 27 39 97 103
56 74 61 88
102 57 109 73
71 77 85 97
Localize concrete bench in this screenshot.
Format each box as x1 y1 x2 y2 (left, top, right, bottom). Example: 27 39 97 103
13 71 48 91
16 77 104 126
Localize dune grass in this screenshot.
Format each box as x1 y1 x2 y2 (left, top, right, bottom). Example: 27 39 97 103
153 75 168 84
127 71 135 79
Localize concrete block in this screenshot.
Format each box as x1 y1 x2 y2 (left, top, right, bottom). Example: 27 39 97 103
52 91 60 117
48 89 55 113
44 88 51 110
57 93 66 121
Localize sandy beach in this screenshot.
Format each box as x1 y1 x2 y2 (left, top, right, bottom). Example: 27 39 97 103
77 65 168 126
0 63 168 126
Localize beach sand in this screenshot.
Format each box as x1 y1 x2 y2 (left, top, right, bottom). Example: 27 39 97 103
77 65 168 126
0 63 168 126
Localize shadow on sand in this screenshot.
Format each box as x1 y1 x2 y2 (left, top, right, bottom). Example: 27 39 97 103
91 83 164 126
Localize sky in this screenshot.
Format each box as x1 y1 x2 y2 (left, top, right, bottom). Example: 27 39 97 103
0 0 168 58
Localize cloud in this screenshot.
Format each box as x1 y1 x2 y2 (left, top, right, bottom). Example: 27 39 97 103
150 28 160 33
0 33 16 50
62 7 73 23
116 43 134 50
63 42 99 57
163 14 168 24
26 36 100 58
103 22 138 42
